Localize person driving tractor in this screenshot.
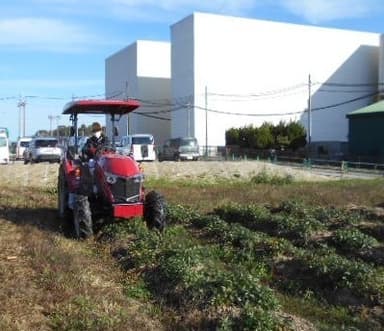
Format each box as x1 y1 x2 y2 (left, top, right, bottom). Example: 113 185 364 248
82 122 108 160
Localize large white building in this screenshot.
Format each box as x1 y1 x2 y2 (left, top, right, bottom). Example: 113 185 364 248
106 12 381 151
105 40 171 145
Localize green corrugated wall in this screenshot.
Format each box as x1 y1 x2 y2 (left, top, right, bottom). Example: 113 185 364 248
348 114 384 158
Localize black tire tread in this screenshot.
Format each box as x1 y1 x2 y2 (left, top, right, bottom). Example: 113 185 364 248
144 190 166 232
73 195 93 239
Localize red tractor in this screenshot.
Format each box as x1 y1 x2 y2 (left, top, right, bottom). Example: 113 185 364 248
57 99 166 238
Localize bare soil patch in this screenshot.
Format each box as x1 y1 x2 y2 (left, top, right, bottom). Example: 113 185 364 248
0 160 333 188
142 160 333 181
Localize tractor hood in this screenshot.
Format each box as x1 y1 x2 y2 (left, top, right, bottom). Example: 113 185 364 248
98 153 142 177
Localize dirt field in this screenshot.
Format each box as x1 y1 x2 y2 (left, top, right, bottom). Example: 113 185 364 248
0 160 333 187
1 160 383 331
142 160 334 181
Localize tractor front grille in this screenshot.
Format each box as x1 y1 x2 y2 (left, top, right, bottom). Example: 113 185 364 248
110 176 142 203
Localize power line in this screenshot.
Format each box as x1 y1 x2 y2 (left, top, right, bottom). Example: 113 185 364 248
319 82 384 87
136 105 185 115
193 90 382 117
133 112 171 121
1 82 383 120
208 83 308 98
318 88 377 93
312 91 380 111
194 104 302 117
1 81 383 105
0 96 18 101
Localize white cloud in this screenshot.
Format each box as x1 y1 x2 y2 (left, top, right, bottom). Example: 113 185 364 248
108 0 265 26
279 0 383 24
1 0 382 53
25 0 258 22
58 0 384 25
4 0 384 25
0 18 111 52
105 0 257 22
111 0 255 12
0 79 104 91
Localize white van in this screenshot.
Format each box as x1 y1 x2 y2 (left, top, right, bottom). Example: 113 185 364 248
0 133 10 164
16 137 32 160
117 134 156 161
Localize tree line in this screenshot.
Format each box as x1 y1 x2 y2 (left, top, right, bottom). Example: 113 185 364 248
31 120 306 151
34 124 104 138
225 121 307 150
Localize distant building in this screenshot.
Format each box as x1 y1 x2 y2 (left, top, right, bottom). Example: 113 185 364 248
347 100 384 161
106 12 381 154
105 40 171 145
344 34 384 162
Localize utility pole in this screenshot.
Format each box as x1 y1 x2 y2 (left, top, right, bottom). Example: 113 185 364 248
125 81 130 136
186 102 191 137
48 115 53 136
308 74 312 145
56 116 60 138
205 86 208 158
17 98 26 138
48 115 60 136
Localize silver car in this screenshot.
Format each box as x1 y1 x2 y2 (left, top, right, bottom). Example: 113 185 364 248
158 137 200 161
24 137 62 164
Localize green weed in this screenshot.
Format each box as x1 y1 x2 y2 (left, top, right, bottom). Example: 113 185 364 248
331 228 379 251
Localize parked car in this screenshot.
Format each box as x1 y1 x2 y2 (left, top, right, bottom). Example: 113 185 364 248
158 137 200 161
116 134 156 161
16 137 32 160
0 134 10 164
24 137 62 164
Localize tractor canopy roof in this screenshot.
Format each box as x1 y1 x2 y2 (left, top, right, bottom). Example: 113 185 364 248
62 99 140 115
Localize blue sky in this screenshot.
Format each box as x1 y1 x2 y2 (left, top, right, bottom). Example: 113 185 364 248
1 0 384 141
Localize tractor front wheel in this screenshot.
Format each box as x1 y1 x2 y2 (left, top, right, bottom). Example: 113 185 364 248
144 190 166 232
73 195 93 239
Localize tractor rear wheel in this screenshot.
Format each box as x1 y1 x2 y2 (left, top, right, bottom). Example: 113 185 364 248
144 190 166 232
58 167 75 236
73 195 93 239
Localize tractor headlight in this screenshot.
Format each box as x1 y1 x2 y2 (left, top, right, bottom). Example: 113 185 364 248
132 174 144 183
105 172 117 184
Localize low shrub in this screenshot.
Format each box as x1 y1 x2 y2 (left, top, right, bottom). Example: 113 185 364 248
166 203 200 225
250 170 294 185
331 228 379 251
301 250 376 297
214 203 271 230
314 207 363 228
273 214 326 244
157 244 279 313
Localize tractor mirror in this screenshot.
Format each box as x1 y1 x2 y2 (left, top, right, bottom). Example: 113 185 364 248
114 126 119 136
70 127 75 136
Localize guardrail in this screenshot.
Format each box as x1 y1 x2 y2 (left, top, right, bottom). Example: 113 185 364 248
275 156 384 175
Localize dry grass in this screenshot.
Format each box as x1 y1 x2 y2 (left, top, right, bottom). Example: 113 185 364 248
0 223 163 331
147 177 384 212
1 161 384 330
0 174 163 331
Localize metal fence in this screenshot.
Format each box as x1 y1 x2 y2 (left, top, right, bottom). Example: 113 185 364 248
198 145 384 176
